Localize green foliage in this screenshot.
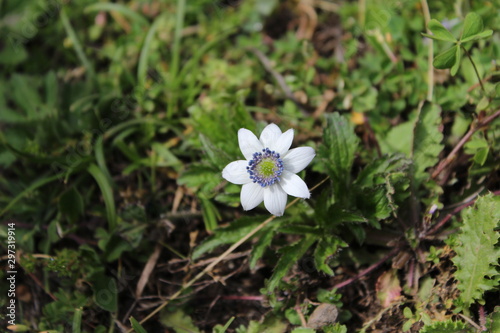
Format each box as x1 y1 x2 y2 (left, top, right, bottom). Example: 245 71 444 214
1 0 498 332
266 235 316 292
160 308 201 333
235 316 288 333
418 319 471 333
424 12 493 75
319 112 359 200
451 193 500 310
411 102 444 186
129 317 148 333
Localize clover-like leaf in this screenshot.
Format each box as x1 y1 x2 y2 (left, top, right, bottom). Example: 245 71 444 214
425 19 456 42
461 12 483 41
450 44 462 76
433 45 458 69
461 29 493 43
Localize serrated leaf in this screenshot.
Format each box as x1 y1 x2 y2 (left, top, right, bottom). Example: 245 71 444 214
319 112 359 183
461 29 493 43
487 306 500 332
450 44 461 76
314 236 347 275
160 309 201 333
461 12 483 42
192 216 265 260
419 319 471 333
451 193 500 309
427 19 456 42
433 46 458 69
411 102 444 185
267 235 316 292
249 225 275 269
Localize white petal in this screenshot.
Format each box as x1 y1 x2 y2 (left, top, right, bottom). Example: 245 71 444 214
259 123 282 148
279 171 310 199
283 147 315 173
241 182 264 211
270 128 294 156
263 184 288 216
222 160 251 184
238 128 264 160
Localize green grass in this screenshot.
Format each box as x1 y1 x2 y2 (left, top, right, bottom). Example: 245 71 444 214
0 0 499 332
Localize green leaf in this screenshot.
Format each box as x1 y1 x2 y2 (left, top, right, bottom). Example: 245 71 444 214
450 44 462 76
314 237 347 275
199 194 220 231
249 226 275 269
487 306 500 332
411 102 443 185
426 19 456 42
84 3 149 26
130 317 148 333
138 16 163 87
160 309 201 333
291 328 316 333
460 12 483 42
59 187 84 223
461 29 493 43
451 193 500 309
433 46 458 69
0 172 64 217
319 112 359 199
213 317 234 333
322 324 347 333
419 320 471 333
87 163 117 230
89 272 118 312
267 235 316 292
320 112 359 178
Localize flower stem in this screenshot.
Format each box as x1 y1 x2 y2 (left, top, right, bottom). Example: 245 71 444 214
462 46 486 94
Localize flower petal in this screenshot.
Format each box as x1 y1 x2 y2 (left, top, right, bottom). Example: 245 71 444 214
283 147 315 173
238 128 264 160
271 128 294 156
259 123 282 148
241 182 264 211
263 184 288 216
279 171 310 199
222 160 251 184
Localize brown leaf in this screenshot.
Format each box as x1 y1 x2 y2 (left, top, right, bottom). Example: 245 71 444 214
376 269 402 307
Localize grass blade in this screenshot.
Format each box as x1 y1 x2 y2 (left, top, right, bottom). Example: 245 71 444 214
137 15 163 87
87 163 117 230
60 9 95 83
167 0 186 118
0 173 64 217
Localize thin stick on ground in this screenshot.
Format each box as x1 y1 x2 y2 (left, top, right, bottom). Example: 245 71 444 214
332 247 400 290
127 176 330 331
432 108 500 180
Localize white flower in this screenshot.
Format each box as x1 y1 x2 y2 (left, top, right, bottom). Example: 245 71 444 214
222 124 315 216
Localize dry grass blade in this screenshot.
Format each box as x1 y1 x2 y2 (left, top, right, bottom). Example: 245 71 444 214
136 243 163 299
